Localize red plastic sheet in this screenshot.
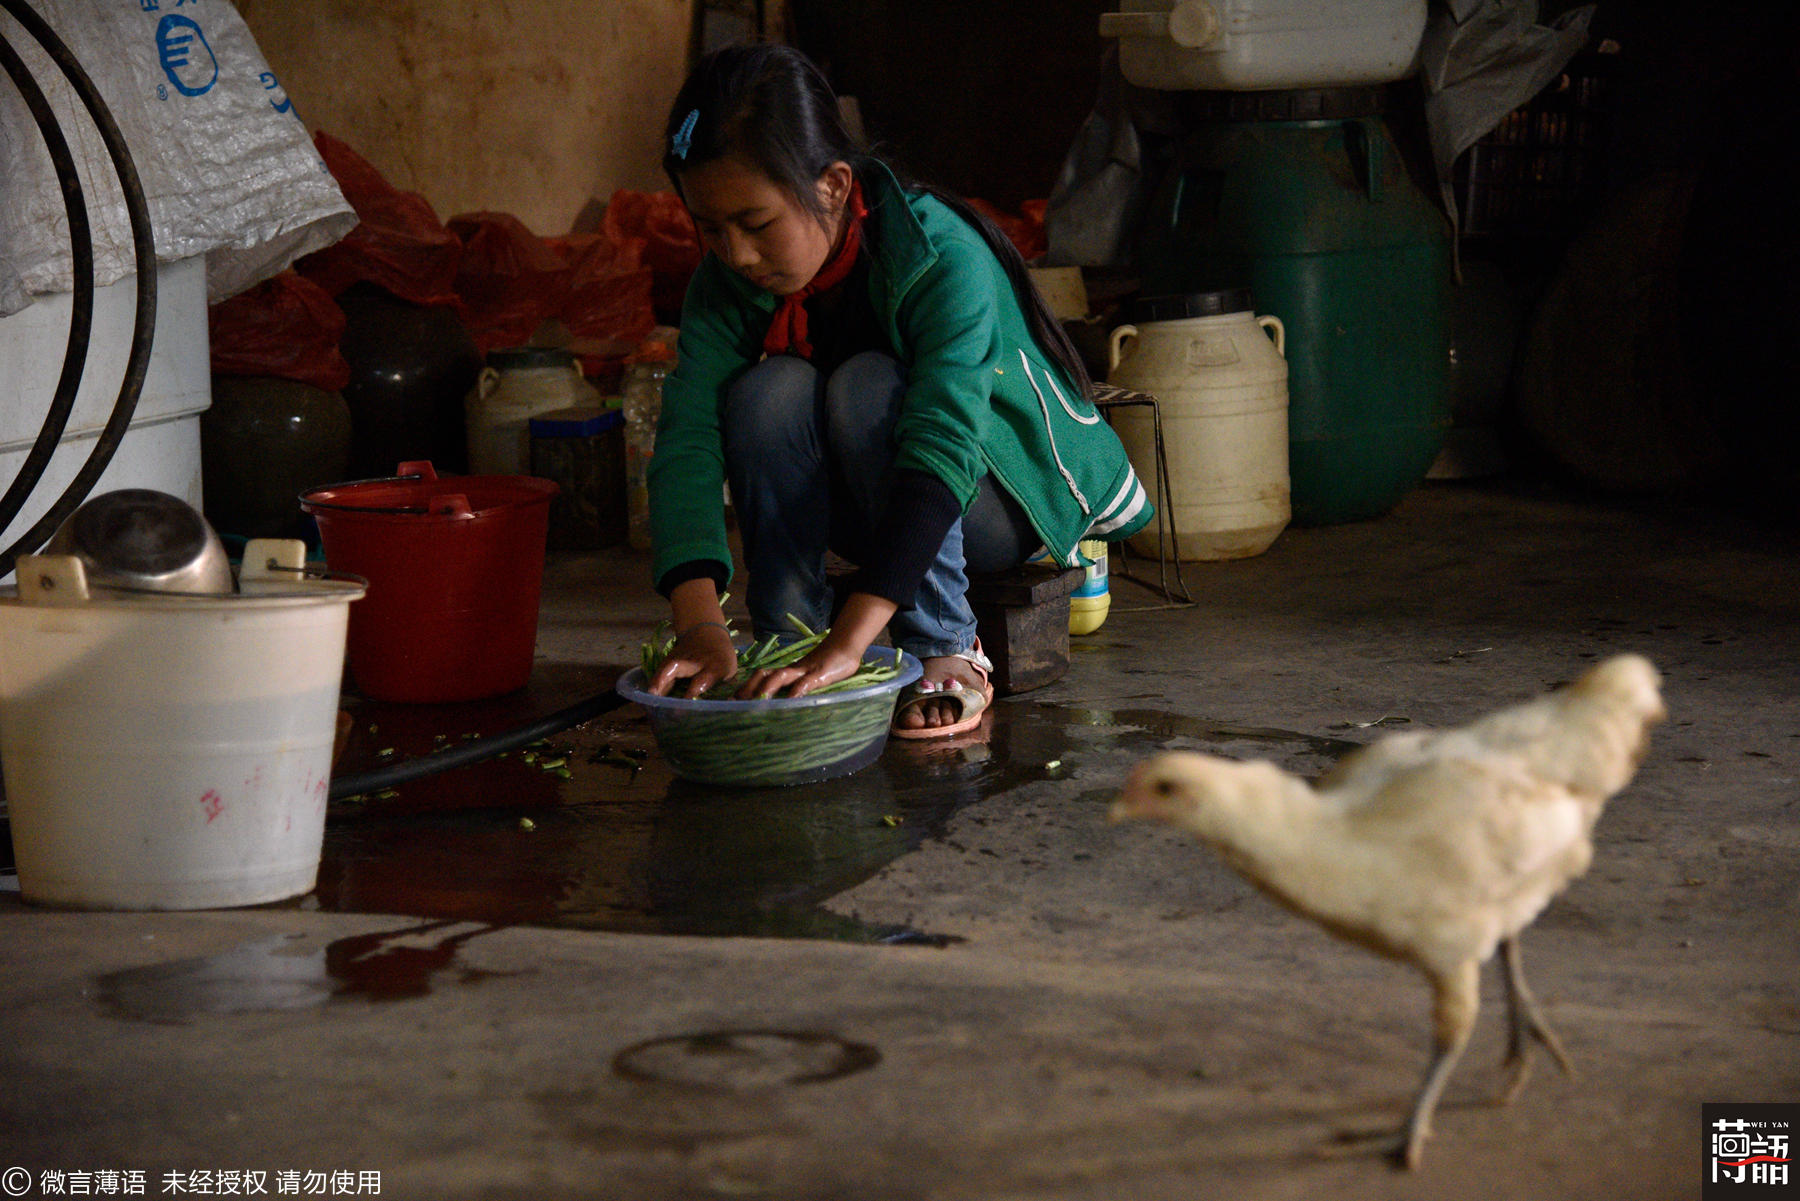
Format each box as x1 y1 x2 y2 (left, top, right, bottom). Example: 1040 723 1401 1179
966 197 1048 263
548 232 656 352
207 270 351 393
447 211 573 354
296 132 463 308
602 190 702 325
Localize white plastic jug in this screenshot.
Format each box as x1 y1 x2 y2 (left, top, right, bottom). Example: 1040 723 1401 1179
1107 290 1290 561
0 542 364 910
1099 0 1427 92
466 347 602 476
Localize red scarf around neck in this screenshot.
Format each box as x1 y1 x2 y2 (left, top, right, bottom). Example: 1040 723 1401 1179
762 179 869 359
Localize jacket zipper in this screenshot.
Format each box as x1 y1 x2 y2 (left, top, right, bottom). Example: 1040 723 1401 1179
1018 351 1092 523
1018 351 1148 547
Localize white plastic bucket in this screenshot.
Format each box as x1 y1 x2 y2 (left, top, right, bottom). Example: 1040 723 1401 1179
0 544 363 909
1108 294 1290 561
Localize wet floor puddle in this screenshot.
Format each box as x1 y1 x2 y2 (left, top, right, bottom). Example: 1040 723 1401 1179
38 679 1357 1022
304 688 1357 944
94 921 520 1022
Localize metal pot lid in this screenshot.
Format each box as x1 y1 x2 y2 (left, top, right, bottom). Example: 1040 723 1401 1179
43 489 234 595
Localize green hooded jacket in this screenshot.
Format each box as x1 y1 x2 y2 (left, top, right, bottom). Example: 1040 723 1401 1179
647 161 1153 591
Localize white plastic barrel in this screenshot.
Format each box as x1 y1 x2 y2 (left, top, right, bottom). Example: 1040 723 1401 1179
0 258 211 581
465 346 602 476
0 544 363 909
1107 291 1290 561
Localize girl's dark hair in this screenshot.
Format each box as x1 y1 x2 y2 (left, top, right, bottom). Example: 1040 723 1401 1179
662 42 1092 397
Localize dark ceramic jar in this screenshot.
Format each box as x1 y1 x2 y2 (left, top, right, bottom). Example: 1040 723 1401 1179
336 282 480 478
201 375 353 538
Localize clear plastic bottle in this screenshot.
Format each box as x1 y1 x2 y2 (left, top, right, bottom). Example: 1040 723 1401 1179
1068 539 1111 635
621 339 676 551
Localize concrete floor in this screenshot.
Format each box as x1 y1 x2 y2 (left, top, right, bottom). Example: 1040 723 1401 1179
2 478 1796 1199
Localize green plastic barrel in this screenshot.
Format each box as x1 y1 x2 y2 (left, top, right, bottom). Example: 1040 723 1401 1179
1138 95 1451 525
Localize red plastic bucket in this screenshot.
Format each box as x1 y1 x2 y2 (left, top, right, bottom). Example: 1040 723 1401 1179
300 461 558 702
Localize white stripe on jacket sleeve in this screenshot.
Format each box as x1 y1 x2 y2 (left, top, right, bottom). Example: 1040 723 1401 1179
1087 475 1148 536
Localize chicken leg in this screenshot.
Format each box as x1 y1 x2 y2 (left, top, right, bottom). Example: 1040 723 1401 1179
1400 959 1479 1170
1498 936 1576 1103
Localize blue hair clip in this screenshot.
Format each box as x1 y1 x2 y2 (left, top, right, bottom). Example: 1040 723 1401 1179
671 109 699 161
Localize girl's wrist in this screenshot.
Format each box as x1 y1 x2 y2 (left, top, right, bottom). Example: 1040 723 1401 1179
836 591 899 643
668 577 728 639
677 620 732 639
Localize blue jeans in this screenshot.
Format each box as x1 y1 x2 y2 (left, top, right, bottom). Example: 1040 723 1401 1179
721 352 1036 660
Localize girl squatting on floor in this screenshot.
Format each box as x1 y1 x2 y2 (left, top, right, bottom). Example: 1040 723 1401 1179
643 43 1152 738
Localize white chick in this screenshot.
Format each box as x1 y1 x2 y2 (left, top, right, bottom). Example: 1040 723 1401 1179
1111 654 1666 1169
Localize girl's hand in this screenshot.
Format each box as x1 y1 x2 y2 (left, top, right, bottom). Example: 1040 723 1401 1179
738 627 870 699
648 623 739 698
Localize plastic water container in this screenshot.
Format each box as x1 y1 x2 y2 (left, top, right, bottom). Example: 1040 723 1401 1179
1069 539 1111 634
1107 290 1290 560
1099 0 1427 92
465 346 603 476
622 343 675 552
529 405 627 550
1135 96 1451 524
0 543 364 909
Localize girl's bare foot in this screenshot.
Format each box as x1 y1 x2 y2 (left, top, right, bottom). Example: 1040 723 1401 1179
895 655 988 730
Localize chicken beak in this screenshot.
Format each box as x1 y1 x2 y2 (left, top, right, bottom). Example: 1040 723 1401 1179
1110 765 1153 823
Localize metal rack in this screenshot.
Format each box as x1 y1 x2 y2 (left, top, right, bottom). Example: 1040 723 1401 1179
1090 383 1193 607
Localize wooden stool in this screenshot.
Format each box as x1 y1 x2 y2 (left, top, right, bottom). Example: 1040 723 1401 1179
968 564 1085 695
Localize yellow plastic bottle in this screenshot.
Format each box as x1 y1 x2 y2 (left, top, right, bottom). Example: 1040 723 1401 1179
1068 539 1110 635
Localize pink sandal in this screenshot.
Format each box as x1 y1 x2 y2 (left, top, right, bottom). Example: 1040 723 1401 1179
890 641 995 740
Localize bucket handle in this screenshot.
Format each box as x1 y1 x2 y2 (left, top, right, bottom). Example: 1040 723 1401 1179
1108 324 1139 376
298 495 471 518
238 538 369 592
304 461 440 494
8 554 305 602
240 562 370 588
14 554 91 606
298 462 445 515
1257 314 1286 358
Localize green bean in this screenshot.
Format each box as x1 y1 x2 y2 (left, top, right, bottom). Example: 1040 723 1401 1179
641 613 898 700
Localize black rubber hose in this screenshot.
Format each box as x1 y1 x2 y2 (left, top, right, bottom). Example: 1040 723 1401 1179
0 0 157 577
328 689 632 800
0 22 95 537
